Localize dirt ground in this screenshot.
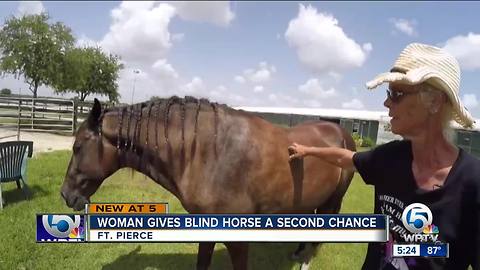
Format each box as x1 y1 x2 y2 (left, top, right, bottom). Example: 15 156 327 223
0 128 73 155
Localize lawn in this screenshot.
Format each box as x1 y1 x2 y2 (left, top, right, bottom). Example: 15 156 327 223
0 150 374 270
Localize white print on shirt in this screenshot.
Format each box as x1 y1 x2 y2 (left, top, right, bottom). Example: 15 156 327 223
378 194 418 269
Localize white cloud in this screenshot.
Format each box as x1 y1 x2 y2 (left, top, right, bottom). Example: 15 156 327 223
389 18 417 36
151 59 179 80
253 85 264 93
303 99 322 108
267 93 301 107
234 75 246 84
443 33 480 70
363 43 373 52
328 71 342 82
100 2 236 66
170 1 235 27
208 85 226 99
352 86 359 95
285 4 371 74
182 76 205 94
17 1 45 17
207 85 247 106
101 2 176 65
268 93 277 101
298 78 337 99
216 85 227 92
95 2 238 103
228 94 247 105
342 98 364 109
237 62 276 84
462 94 478 108
97 2 181 102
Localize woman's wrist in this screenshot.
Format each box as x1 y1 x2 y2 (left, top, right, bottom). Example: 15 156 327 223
305 146 313 156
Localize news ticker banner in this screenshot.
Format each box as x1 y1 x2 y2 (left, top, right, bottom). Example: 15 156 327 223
36 203 450 258
393 243 449 258
87 214 387 242
37 203 388 243
36 214 388 242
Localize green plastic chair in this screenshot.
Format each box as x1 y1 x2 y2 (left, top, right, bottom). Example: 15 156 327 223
0 141 33 209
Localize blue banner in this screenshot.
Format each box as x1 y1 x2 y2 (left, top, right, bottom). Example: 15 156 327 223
88 214 386 230
36 214 85 242
419 243 449 257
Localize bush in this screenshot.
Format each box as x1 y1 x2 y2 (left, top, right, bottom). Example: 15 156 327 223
351 133 375 148
361 137 375 147
352 133 362 148
1 88 12 95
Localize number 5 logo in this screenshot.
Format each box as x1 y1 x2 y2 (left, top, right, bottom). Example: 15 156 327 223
42 215 80 238
401 203 432 233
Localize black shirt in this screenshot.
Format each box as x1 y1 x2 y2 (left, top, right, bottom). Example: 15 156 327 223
353 140 480 270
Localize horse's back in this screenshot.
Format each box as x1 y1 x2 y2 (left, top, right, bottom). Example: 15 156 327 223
188 111 355 214
235 117 354 213
287 120 355 151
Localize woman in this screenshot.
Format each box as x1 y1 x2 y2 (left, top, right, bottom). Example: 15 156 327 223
288 43 479 270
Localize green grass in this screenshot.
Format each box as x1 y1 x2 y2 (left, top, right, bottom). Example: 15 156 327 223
0 150 374 270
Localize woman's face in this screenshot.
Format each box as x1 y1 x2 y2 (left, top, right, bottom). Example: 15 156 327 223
383 82 430 137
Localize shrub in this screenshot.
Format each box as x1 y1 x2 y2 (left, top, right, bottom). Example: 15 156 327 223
361 137 375 147
1 88 12 95
351 133 375 148
352 133 362 148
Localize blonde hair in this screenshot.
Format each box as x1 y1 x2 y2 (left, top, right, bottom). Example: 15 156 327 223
418 83 456 143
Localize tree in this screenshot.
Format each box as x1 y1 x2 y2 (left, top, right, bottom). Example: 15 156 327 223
0 88 11 95
150 96 162 102
54 46 123 103
0 13 74 97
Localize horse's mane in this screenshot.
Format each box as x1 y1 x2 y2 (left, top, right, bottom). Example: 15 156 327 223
100 96 236 158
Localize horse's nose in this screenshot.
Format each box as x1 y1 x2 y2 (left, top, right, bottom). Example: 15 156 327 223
60 181 72 204
60 189 76 208
60 190 67 202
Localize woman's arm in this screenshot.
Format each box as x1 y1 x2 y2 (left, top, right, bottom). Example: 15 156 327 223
288 142 356 171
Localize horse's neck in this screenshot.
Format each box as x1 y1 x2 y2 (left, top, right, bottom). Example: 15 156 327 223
121 150 181 198
105 102 222 199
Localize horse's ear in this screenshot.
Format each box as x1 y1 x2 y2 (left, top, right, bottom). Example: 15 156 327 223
87 98 102 129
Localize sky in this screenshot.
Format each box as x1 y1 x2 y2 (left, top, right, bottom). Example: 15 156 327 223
0 1 480 118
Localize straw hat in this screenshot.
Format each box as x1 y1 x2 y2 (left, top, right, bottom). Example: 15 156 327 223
366 43 475 129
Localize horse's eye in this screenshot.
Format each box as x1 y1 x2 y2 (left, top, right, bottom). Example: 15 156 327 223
73 144 81 153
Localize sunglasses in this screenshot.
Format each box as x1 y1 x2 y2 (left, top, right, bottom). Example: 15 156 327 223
386 88 422 103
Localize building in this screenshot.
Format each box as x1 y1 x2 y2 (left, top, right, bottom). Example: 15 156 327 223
235 106 480 157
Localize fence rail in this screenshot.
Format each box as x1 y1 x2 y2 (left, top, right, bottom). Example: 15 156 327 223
0 95 99 135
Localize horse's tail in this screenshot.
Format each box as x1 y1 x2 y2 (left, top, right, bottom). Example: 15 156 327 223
317 129 356 214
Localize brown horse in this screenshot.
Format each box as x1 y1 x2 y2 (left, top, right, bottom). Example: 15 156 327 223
61 96 356 270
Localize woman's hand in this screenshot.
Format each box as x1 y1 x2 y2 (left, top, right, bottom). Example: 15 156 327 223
288 143 356 170
288 143 309 161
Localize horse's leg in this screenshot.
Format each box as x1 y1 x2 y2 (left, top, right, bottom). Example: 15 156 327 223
196 242 216 270
292 210 315 261
298 196 345 269
224 242 249 270
297 201 342 269
291 242 306 261
297 167 353 269
298 243 321 270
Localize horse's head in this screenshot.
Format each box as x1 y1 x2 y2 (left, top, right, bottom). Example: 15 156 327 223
61 99 120 211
